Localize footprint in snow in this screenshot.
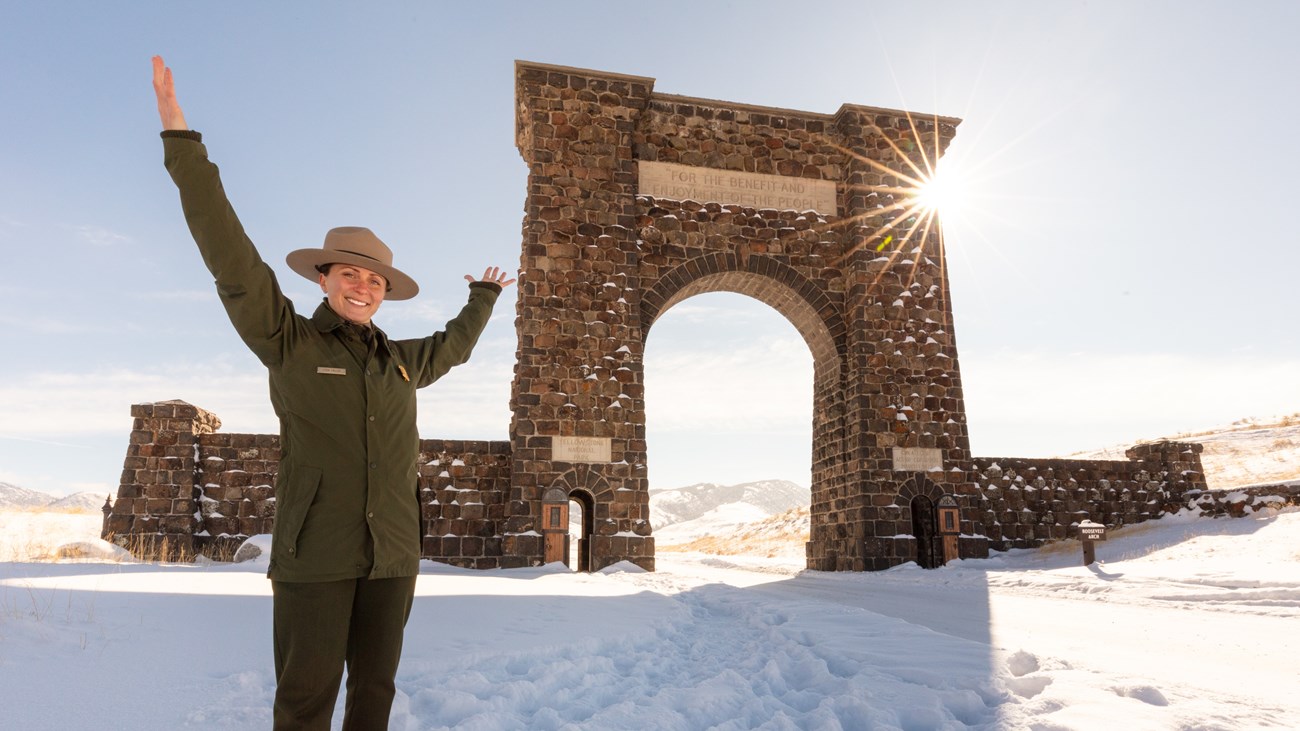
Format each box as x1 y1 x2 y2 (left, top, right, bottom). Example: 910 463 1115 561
1113 684 1170 706
1006 650 1040 677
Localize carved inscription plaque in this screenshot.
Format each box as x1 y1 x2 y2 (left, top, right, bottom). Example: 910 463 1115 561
892 447 944 472
639 160 837 214
553 436 613 463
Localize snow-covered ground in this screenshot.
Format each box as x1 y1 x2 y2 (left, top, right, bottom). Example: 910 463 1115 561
2 506 1296 730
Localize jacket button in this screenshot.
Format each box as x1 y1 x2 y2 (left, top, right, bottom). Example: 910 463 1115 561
367 512 374 519
368 415 375 422
288 547 295 554
370 462 377 469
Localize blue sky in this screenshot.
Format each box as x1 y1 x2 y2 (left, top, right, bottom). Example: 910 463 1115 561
2 1 1298 496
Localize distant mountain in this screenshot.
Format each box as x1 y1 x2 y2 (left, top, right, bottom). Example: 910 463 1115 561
48 492 111 512
0 483 106 513
0 482 54 510
650 480 810 529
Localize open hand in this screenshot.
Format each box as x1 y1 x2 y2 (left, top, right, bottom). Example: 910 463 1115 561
151 55 188 131
466 266 517 288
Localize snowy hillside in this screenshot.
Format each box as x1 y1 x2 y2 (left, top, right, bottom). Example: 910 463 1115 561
649 480 810 553
1069 413 1300 488
650 479 809 528
658 506 810 559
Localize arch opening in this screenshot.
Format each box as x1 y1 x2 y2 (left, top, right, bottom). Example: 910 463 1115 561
644 289 816 564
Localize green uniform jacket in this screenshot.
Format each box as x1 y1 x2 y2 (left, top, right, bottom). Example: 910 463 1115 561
163 134 500 582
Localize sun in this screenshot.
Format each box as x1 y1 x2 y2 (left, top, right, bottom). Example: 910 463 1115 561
914 164 958 219
821 116 977 276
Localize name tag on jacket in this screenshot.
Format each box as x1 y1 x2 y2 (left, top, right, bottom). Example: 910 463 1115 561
316 366 347 376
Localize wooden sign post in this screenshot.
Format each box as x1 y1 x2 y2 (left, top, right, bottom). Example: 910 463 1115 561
1079 520 1107 566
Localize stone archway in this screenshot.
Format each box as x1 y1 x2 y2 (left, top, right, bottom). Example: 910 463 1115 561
510 60 985 571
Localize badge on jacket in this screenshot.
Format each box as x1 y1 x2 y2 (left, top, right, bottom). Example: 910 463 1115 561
398 365 410 382
317 366 347 376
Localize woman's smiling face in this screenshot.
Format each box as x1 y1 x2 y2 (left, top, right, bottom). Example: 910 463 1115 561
318 263 388 324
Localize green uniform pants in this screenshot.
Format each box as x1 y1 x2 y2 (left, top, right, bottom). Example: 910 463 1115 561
272 575 417 730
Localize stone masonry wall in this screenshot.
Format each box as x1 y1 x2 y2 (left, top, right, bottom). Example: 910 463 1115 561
195 431 279 558
972 441 1208 551
419 439 516 569
1182 483 1300 518
108 404 1230 566
106 401 514 568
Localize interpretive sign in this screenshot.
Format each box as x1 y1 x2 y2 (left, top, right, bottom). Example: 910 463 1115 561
552 436 613 463
1079 521 1107 542
892 447 944 472
1079 520 1106 566
638 161 838 214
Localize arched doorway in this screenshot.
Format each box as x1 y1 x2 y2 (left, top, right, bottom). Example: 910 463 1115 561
569 490 594 572
911 495 943 569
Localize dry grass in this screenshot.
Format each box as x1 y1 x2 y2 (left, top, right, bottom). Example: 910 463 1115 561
3 504 101 515
659 531 809 558
103 532 243 564
0 510 102 562
1 509 240 564
1 579 100 632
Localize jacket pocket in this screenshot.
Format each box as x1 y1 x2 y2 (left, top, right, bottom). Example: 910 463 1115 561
274 463 322 558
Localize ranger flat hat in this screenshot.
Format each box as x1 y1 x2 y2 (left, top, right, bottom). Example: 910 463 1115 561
285 226 419 300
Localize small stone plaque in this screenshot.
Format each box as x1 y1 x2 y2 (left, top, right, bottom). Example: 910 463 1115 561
553 436 613 463
892 447 944 472
639 160 838 214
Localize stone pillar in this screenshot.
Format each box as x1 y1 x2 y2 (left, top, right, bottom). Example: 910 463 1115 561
822 105 976 570
103 400 220 561
1126 440 1208 513
512 61 656 570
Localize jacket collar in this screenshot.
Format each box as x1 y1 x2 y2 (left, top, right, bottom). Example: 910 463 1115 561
311 300 394 357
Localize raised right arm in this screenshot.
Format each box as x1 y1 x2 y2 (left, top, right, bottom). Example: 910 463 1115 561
154 56 295 366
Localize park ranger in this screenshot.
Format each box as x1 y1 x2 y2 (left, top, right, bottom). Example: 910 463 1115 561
151 55 514 730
